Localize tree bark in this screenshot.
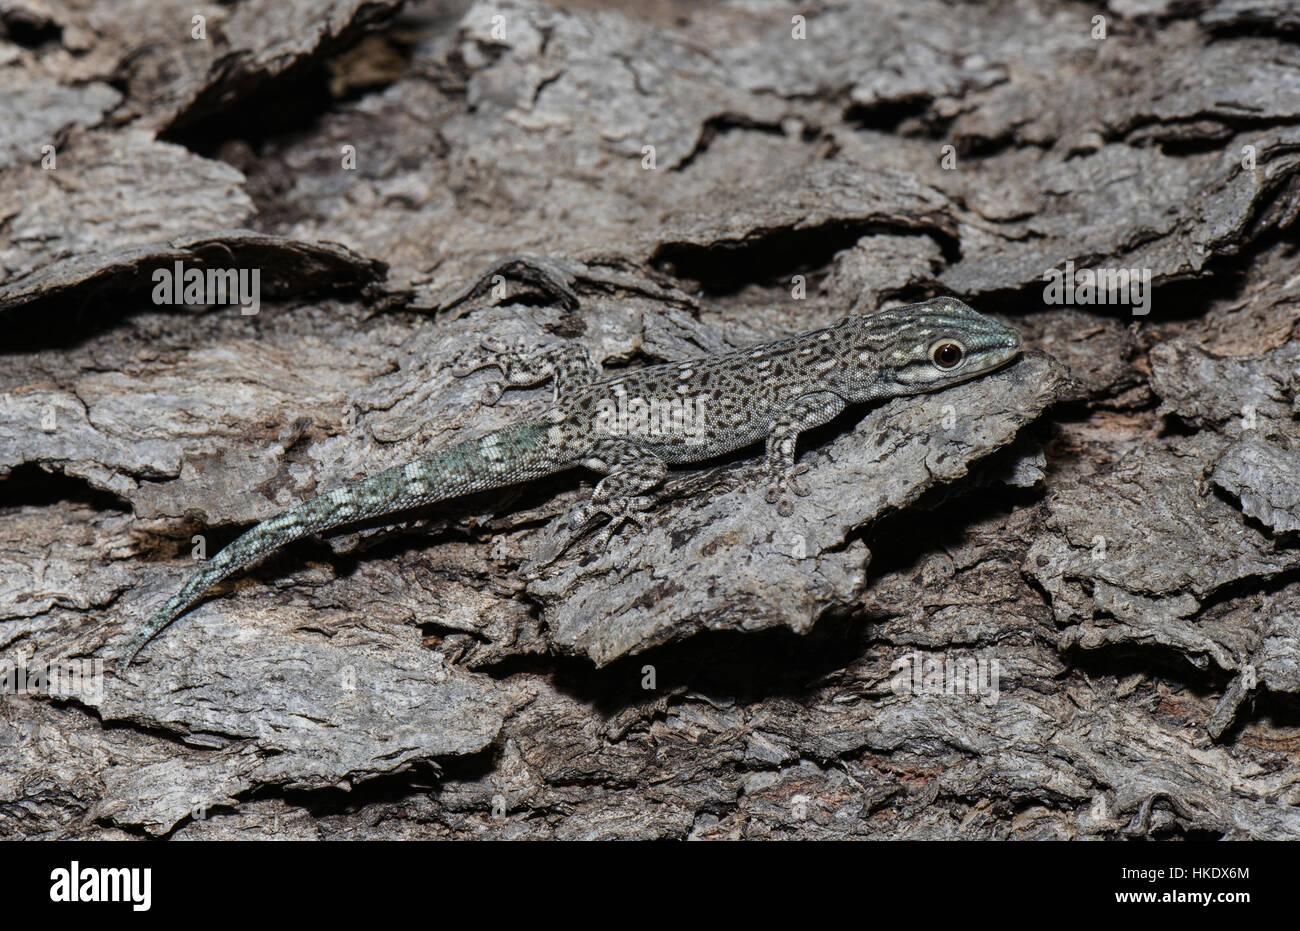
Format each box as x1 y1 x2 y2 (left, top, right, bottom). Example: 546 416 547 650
2 0 1299 838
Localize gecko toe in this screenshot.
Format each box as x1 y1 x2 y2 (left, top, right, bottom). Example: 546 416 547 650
765 466 811 506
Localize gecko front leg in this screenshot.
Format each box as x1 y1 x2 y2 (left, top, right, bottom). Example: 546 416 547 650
763 391 847 516
452 338 598 405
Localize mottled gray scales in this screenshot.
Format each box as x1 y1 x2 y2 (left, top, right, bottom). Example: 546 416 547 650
121 297 1021 666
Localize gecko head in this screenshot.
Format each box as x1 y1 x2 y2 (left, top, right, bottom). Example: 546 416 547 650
841 297 1022 400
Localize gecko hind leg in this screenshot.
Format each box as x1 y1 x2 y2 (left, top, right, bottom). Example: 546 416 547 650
452 339 599 405
571 440 669 551
763 391 847 517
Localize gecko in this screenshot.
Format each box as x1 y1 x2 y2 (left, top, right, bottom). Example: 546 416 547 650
119 296 1022 668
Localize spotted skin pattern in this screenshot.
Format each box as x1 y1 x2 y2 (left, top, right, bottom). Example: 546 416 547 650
121 297 1021 667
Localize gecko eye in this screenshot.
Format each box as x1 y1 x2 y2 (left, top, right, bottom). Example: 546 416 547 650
931 341 965 370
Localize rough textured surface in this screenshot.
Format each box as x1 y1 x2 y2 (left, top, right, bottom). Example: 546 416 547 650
1212 437 1300 534
1028 433 1299 663
2 0 1300 839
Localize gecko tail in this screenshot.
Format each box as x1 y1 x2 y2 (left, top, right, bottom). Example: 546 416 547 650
119 420 564 670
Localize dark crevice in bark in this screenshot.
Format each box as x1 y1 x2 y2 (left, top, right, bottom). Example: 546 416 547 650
0 12 63 50
0 463 133 514
843 96 938 133
1 242 388 351
855 482 1034 587
158 2 409 148
478 612 873 712
672 114 790 172
1059 641 1233 700
959 225 1300 323
162 65 342 157
252 757 469 819
651 222 959 296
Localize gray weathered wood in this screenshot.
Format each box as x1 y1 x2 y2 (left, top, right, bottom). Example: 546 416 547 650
3 0 1299 838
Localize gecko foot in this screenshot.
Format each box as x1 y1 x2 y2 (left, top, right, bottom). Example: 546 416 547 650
568 496 656 552
517 497 653 577
451 336 531 406
764 464 811 517
451 335 512 373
